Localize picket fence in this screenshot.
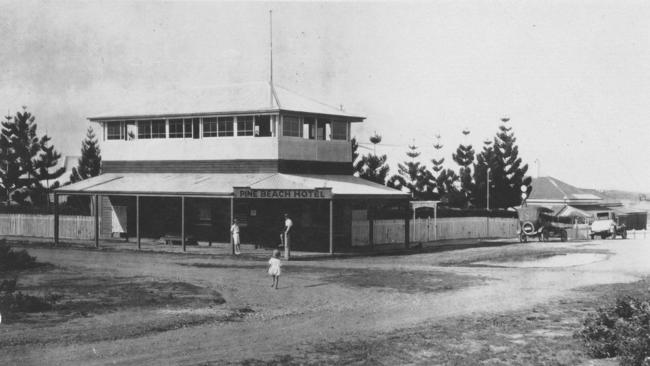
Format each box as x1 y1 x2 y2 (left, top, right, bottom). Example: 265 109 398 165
0 214 95 240
352 217 518 246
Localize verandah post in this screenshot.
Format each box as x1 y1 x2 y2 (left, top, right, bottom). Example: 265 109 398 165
181 196 186 252
230 196 234 255
329 199 334 255
136 195 140 250
53 193 59 247
404 200 410 249
94 194 99 248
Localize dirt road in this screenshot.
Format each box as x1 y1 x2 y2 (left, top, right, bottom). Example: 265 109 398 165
4 237 650 365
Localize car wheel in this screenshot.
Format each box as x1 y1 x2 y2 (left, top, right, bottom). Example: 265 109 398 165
590 234 595 240
542 229 550 242
601 234 607 239
560 230 568 242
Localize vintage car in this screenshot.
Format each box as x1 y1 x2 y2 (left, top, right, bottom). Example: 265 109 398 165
517 205 570 243
590 211 627 239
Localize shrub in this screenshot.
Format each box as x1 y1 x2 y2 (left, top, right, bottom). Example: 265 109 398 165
0 239 37 271
575 296 650 366
0 278 17 293
0 291 55 313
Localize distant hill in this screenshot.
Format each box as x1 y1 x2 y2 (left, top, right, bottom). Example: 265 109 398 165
584 189 650 202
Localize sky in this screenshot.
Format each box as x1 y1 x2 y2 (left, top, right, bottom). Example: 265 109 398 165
0 1 648 193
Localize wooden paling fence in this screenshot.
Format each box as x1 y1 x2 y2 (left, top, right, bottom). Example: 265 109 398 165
352 217 519 246
0 214 95 240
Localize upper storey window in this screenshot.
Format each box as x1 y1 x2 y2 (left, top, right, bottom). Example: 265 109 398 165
170 118 198 138
169 119 184 138
255 115 272 137
138 120 166 139
106 122 124 140
217 117 234 137
103 114 278 140
237 116 254 136
203 117 217 137
282 116 301 137
331 121 348 140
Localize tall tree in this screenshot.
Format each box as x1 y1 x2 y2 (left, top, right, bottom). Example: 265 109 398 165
471 139 496 209
430 133 461 205
452 128 475 207
357 133 390 185
0 108 64 205
471 118 530 209
492 117 529 208
351 137 363 176
387 142 429 199
70 127 101 183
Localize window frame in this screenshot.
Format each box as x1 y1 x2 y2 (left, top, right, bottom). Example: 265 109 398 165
282 115 302 137
151 119 166 139
106 122 124 140
137 120 152 139
203 117 218 137
331 121 348 141
169 119 184 138
237 116 254 136
217 116 234 137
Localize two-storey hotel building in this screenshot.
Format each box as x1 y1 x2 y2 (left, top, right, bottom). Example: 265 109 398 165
57 82 409 253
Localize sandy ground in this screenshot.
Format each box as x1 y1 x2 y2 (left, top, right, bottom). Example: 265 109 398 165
3 237 650 365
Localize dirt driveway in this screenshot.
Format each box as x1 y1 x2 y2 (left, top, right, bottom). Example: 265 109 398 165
3 237 650 365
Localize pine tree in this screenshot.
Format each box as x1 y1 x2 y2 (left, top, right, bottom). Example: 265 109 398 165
471 139 496 209
492 117 529 208
430 133 461 204
471 118 530 209
0 108 65 205
387 142 429 199
70 127 101 183
357 133 389 185
452 128 475 207
351 137 363 176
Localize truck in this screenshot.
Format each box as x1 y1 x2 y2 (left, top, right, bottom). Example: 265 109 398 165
589 211 627 239
517 205 570 243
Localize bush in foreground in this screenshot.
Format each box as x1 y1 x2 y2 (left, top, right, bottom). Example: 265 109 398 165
575 296 650 366
0 239 37 271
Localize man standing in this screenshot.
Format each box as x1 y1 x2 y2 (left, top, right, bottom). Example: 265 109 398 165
283 213 293 260
231 219 241 255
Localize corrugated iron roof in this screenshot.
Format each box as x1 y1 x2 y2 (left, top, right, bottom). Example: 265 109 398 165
529 176 603 202
88 82 365 121
250 174 407 196
56 172 406 197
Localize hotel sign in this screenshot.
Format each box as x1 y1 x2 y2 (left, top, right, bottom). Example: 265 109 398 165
234 187 332 199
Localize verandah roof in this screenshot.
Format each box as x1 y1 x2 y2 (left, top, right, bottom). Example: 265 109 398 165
56 173 407 198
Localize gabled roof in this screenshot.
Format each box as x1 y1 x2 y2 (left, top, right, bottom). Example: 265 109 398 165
88 82 365 122
528 176 603 203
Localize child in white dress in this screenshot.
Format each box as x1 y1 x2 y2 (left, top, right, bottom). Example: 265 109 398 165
268 249 282 289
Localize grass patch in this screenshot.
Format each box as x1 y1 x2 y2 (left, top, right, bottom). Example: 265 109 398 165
0 264 232 347
436 246 610 267
288 265 482 294
237 278 650 366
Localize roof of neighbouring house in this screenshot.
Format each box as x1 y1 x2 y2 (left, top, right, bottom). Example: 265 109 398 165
528 176 603 203
88 82 365 122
